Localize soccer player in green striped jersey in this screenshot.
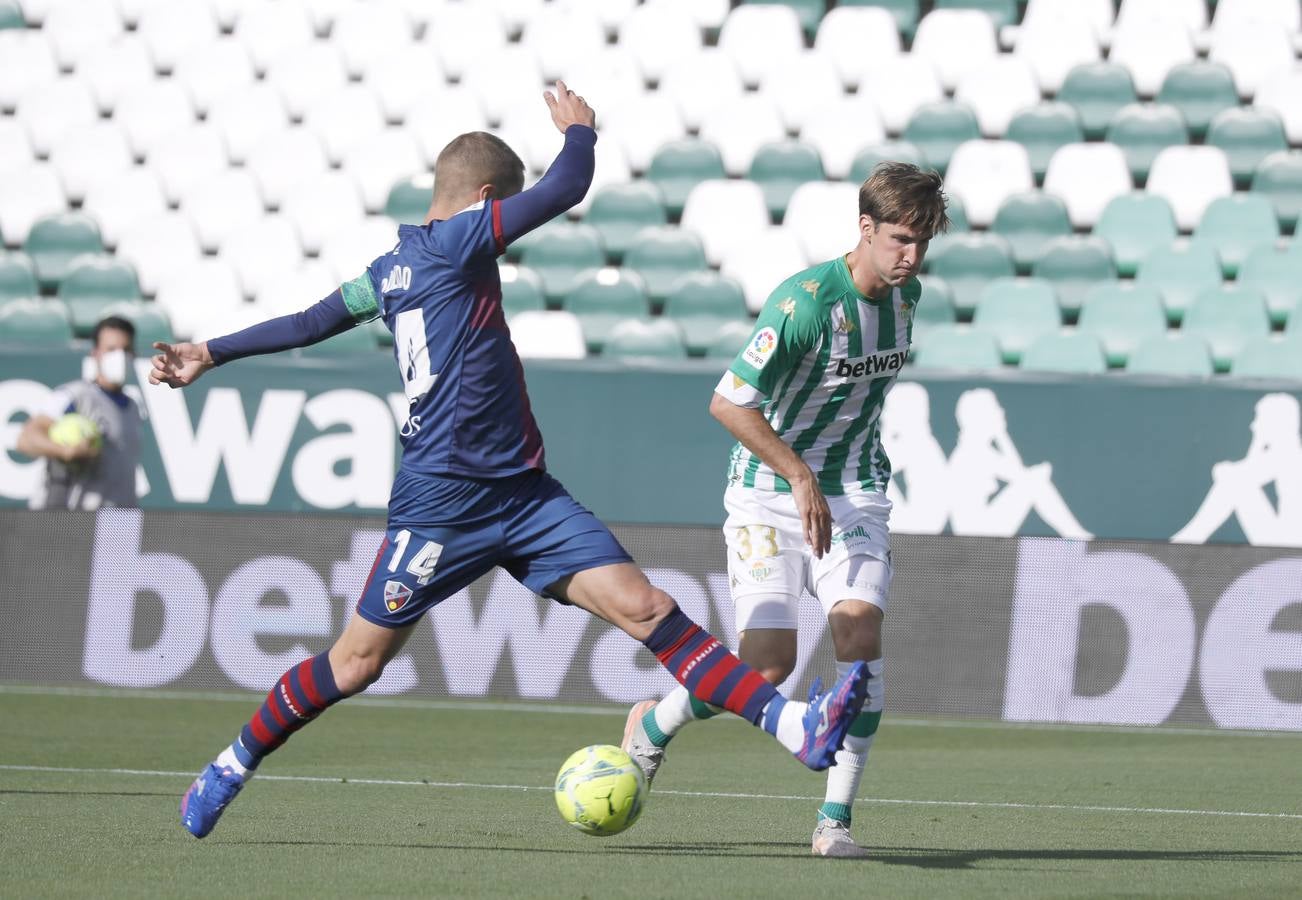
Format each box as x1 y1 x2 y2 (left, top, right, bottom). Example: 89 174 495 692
622 163 950 858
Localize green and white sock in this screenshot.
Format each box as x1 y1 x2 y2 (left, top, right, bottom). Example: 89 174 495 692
647 686 723 748
819 658 883 824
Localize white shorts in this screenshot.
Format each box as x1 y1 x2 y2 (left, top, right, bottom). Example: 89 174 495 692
723 484 893 632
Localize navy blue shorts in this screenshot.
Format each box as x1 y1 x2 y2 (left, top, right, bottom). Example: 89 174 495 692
355 468 633 628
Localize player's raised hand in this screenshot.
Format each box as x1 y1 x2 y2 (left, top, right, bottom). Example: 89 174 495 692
149 340 214 388
543 80 595 133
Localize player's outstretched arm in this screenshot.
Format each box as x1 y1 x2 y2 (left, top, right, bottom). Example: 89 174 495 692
148 340 213 388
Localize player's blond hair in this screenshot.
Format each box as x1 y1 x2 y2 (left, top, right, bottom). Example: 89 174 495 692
434 132 526 202
858 162 950 239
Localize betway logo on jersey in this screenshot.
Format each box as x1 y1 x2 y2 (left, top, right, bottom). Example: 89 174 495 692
831 348 909 381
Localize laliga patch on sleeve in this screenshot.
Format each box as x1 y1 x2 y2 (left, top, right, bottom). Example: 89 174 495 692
743 327 778 370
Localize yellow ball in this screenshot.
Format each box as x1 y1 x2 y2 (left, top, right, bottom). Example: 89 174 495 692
553 744 647 837
48 413 102 451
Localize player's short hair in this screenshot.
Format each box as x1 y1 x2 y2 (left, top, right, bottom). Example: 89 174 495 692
92 315 135 351
859 162 950 239
434 132 526 202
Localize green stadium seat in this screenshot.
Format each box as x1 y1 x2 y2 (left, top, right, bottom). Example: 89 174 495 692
745 0 825 38
57 256 143 338
705 319 758 359
1230 335 1302 380
1207 108 1289 191
1188 195 1280 279
749 142 825 220
936 0 1017 29
1105 103 1188 184
989 192 1073 274
582 183 667 264
663 272 749 356
1126 334 1215 377
1156 62 1238 141
1136 244 1224 325
23 213 104 292
98 300 174 351
911 324 1003 371
0 0 22 29
383 174 433 225
0 298 74 346
518 224 605 303
1093 193 1178 278
839 0 920 40
848 142 925 184
1182 285 1271 373
499 264 546 317
1005 103 1085 185
646 140 727 219
927 233 1015 319
563 268 651 353
1076 283 1168 368
1030 236 1116 320
1058 63 1138 141
623 226 709 304
1020 332 1107 375
902 101 981 176
926 195 968 262
972 277 1061 365
911 274 957 339
1238 244 1302 327
602 318 688 360
1252 151 1302 234
0 253 38 302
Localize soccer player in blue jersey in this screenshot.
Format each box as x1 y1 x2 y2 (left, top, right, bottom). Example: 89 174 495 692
151 83 871 839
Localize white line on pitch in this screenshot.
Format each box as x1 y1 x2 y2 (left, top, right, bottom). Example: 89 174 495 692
2 764 1300 822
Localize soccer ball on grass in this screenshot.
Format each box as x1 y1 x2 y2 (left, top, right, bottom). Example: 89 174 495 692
553 744 647 836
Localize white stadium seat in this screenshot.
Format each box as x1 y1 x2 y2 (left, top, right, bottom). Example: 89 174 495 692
137 0 220 72
659 49 745 132
0 163 66 247
644 0 729 32
265 42 348 119
814 6 900 90
1021 0 1114 42
619 3 700 83
172 38 257 116
1212 0 1300 34
698 94 786 177
255 261 338 319
219 218 305 300
1012 15 1102 94
800 95 886 181
721 227 809 313
209 84 290 165
77 37 155 114
148 125 229 206
210 0 257 31
1208 21 1294 100
558 48 647 119
497 96 567 174
233 0 316 73
407 92 489 166
761 53 845 133
421 4 506 80
1147 146 1233 231
319 216 399 284
281 171 367 255
82 167 167 249
331 1 416 78
944 140 1034 228
955 57 1041 138
366 46 447 124
0 120 33 177
717 4 803 87
508 310 587 359
115 80 196 158
858 55 944 136
341 129 425 214
115 212 203 296
460 46 544 125
298 0 347 33
13 0 55 24
783 181 860 263
1109 16 1196 96
246 129 330 210
681 179 770 266
1043 142 1133 228
0 32 59 111
189 301 274 345
15 78 99 157
1256 69 1302 145
303 85 386 165
43 0 123 68
155 258 248 340
1115 0 1207 33
558 0 638 36
597 92 686 174
911 9 999 92
179 169 267 252
47 122 135 203
521 5 607 82
573 139 633 217
478 0 547 36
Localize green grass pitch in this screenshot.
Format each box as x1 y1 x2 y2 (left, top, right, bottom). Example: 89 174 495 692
2 687 1299 899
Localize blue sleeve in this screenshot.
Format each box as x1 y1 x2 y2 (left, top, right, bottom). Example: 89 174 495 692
206 277 378 365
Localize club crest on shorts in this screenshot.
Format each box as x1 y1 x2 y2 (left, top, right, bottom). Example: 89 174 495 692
384 579 413 613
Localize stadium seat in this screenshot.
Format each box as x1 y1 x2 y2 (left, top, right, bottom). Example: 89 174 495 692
972 277 1061 364
837 0 921 40
760 53 844 134
0 117 31 178
186 298 272 345
1230 335 1302 380
1211 0 1301 34
598 93 687 175
233 0 316 73
954 57 1041 139
698 95 786 177
523 6 607 83
645 140 727 220
1058 63 1139 141
749 142 825 220
419 3 505 81
115 81 196 160
911 9 998 92
153 258 247 340
1156 63 1239 141
46 122 133 205
659 49 746 133
1092 193 1178 278
558 47 649 120
0 163 66 249
114 212 203 297
253 261 338 319
460 46 545 126
717 4 803 87
1042 142 1133 229
179 169 265 254
1021 0 1116 39
1126 333 1214 377
1240 245 1302 328
365 47 446 124
137 0 219 73
903 102 981 176
746 0 826 38
910 324 1003 370
208 84 290 166
23 214 104 293
814 5 900 90
849 142 925 184
562 268 651 353
0 0 21 29
603 318 688 360
1182 285 1272 373
246 129 330 210
0 31 58 112
1105 104 1189 185
78 36 155 115
783 181 859 265
1076 282 1167 368
582 183 667 264
990 192 1073 274
300 192 382 272
662 272 749 354
1136 244 1224 325
499 264 546 318
15 77 99 158
219 218 304 300
1207 109 1289 192
303 86 387 166
265 42 349 122
518 225 606 304
620 3 700 83
1109 14 1196 97
705 318 759 359
43 0 123 68
622 226 709 304
332 2 416 79
0 297 73 347
681 179 770 267
1147 146 1234 232
171 37 255 117
799 96 886 181
0 253 37 301
938 0 1018 29
1189 195 1280 279
857 55 944 137
383 174 433 226
56 256 143 338
1031 236 1116 319
1252 151 1302 234
1256 69 1302 147
1010 14 1101 94
1114 0 1207 32
1020 331 1107 375
912 275 958 337
98 300 174 351
1208 20 1294 102
295 321 385 356
406 92 489 168
1005 103 1085 186
927 233 1016 318
720 227 809 314
944 141 1033 229
147 125 228 208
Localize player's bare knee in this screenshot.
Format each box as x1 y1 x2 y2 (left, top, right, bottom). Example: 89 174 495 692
331 651 386 696
622 586 677 638
756 660 795 685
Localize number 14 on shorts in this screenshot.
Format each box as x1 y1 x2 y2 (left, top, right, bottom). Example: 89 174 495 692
387 529 444 586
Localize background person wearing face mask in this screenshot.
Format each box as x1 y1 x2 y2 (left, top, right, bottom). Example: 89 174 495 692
17 315 142 510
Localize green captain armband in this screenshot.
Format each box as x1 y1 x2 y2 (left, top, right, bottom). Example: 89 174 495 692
340 273 381 323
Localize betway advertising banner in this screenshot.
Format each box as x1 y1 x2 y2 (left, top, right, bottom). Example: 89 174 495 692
2 509 1299 731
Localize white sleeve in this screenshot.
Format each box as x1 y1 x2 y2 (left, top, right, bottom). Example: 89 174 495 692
714 371 765 409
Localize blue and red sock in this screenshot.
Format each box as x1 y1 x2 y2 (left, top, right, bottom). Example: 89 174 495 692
232 652 343 770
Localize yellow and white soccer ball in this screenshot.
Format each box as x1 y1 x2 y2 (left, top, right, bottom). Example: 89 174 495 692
553 744 647 837
48 412 102 452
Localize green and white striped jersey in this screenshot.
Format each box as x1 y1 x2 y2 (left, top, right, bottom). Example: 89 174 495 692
725 256 920 496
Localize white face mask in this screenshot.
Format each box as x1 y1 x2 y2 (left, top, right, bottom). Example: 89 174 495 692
88 349 130 388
